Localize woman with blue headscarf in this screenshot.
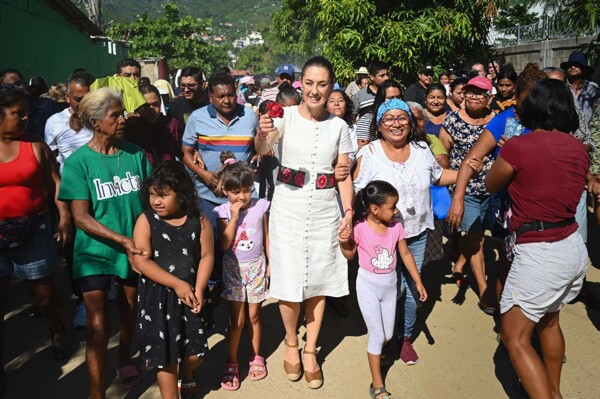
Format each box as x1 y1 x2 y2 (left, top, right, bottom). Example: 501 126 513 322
352 99 480 365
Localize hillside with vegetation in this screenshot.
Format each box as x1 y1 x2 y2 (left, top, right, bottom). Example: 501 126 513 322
100 0 282 34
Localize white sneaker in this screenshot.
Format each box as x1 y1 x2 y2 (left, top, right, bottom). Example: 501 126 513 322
73 302 87 329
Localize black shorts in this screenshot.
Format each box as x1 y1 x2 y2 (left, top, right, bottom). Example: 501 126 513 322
78 274 138 293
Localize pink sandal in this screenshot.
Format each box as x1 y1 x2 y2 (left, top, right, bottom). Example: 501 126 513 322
248 355 268 381
220 362 240 391
116 365 140 389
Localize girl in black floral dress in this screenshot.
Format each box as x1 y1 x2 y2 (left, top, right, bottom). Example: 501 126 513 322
133 161 214 398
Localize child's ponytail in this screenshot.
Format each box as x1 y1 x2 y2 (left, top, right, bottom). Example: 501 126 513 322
215 151 255 197
352 180 399 225
352 189 369 225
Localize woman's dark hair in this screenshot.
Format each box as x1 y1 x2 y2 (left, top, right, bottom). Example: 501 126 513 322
276 83 301 105
426 83 447 98
449 77 468 93
352 180 399 225
208 72 235 93
368 80 403 140
327 89 354 126
139 84 161 98
141 160 199 216
0 89 30 121
496 64 517 83
356 76 369 86
519 78 579 133
514 63 546 99
139 77 151 87
215 151 256 196
301 56 335 83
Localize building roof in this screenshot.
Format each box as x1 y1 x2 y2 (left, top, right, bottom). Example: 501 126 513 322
44 0 103 36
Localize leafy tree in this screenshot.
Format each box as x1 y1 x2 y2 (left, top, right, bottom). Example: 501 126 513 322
106 2 231 73
539 0 600 62
271 0 508 85
234 45 275 74
494 2 538 29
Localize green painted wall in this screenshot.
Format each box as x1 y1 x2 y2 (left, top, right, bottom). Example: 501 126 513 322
0 0 128 83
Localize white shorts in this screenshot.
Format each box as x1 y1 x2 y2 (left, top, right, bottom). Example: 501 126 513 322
500 232 588 323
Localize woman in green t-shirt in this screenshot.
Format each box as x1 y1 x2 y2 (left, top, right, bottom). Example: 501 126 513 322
59 88 152 399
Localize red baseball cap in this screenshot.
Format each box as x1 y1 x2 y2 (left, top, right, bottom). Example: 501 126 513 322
463 76 493 93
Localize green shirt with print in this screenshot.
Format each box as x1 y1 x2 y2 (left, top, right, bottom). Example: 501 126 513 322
59 141 152 279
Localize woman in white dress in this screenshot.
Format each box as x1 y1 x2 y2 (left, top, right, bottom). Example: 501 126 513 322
256 56 354 389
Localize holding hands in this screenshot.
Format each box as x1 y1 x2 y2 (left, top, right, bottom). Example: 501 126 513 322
174 281 203 313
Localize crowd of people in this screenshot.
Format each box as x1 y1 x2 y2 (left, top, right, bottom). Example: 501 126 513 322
1 50 600 399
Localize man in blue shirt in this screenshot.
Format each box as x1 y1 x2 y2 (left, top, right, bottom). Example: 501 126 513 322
182 71 257 293
182 71 257 226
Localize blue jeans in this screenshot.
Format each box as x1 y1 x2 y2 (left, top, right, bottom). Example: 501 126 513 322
398 230 427 338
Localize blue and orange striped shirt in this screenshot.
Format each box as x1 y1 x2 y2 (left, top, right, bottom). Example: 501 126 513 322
182 103 257 204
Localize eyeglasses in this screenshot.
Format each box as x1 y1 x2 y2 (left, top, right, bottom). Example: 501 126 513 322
465 92 489 100
1 81 26 91
180 83 199 90
381 116 410 126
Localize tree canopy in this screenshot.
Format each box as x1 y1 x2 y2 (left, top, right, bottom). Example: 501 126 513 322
494 1 538 29
271 0 508 85
106 2 231 73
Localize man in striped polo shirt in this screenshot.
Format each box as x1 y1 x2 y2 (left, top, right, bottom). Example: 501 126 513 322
352 61 390 145
182 71 258 283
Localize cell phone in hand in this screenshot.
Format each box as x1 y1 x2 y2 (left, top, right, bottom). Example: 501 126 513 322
504 117 523 139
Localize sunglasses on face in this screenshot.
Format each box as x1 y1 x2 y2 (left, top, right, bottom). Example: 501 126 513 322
1 81 26 91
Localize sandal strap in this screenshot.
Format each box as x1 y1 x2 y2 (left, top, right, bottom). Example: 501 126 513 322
221 362 239 378
303 348 320 355
372 386 393 398
284 338 299 348
179 380 196 389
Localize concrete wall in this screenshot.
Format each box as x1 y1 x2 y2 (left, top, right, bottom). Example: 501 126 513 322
493 36 599 72
0 0 127 83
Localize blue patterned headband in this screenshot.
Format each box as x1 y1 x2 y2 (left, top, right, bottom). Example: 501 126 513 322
376 99 412 125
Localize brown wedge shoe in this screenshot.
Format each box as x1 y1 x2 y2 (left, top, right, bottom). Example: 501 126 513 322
283 339 302 381
302 348 323 389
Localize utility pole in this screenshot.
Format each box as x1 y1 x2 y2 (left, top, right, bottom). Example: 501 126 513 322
82 0 101 27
